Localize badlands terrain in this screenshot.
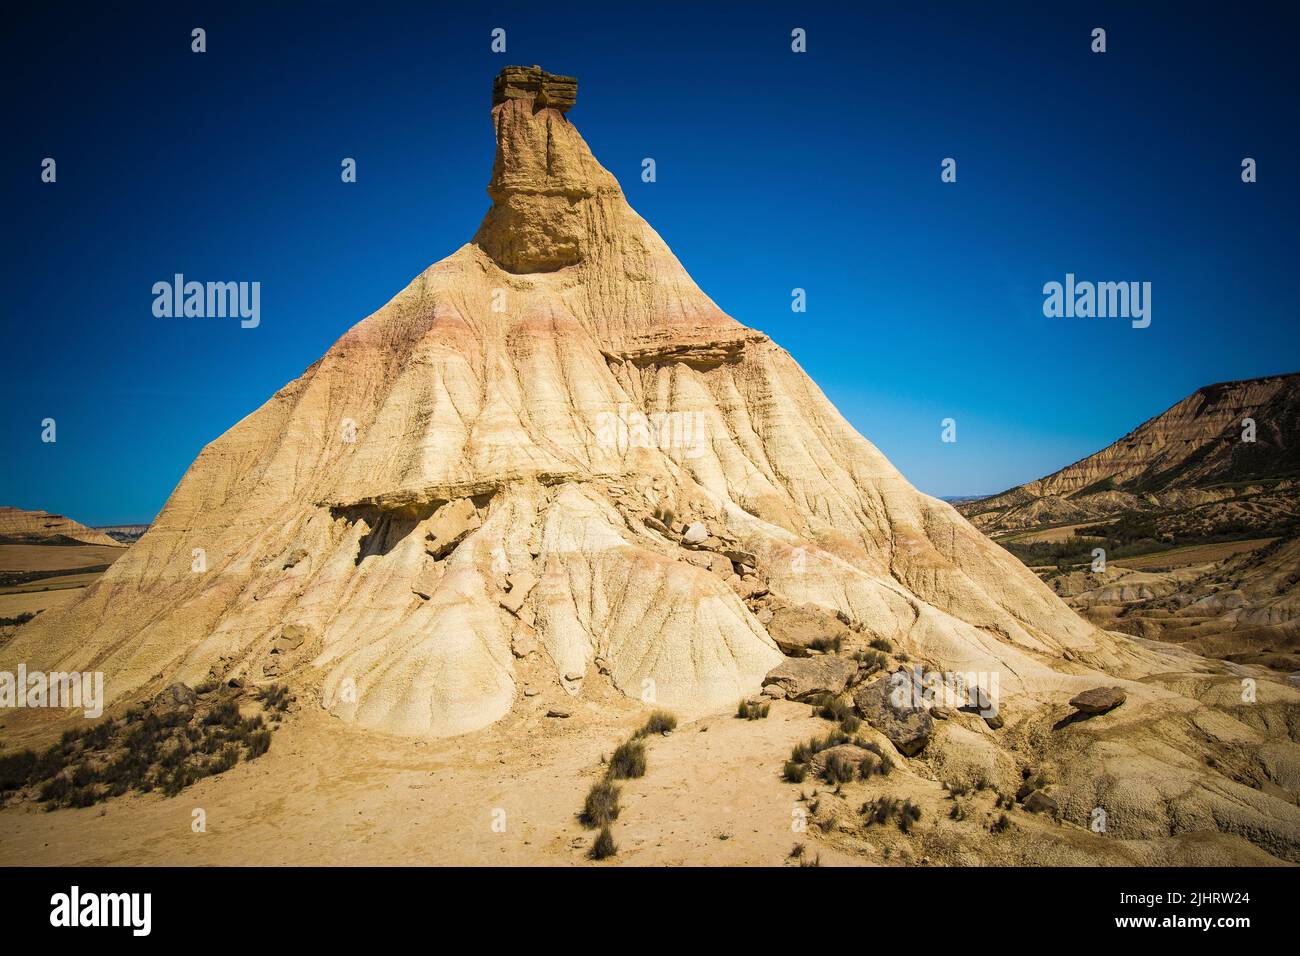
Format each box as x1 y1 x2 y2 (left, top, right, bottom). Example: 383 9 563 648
2 68 1298 866
959 375 1300 675
0 508 128 627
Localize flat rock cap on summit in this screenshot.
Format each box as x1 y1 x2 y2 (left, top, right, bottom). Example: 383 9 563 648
492 65 577 112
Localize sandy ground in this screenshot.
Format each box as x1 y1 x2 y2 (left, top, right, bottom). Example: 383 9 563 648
3 693 1288 867
0 541 124 622
0 543 125 573
0 697 856 867
2 573 103 594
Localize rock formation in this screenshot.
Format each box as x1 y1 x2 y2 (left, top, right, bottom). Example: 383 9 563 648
4 68 1300 861
0 507 123 548
960 373 1300 535
959 374 1299 671
1058 536 1300 669
492 65 577 112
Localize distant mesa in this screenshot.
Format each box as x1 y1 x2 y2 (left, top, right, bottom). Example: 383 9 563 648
0 506 124 548
93 524 152 545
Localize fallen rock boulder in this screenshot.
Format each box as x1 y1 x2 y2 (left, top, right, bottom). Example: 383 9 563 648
424 498 481 559
155 682 197 712
510 626 537 659
853 671 934 756
273 624 309 654
762 656 858 702
411 565 442 600
642 514 671 535
281 547 308 570
811 744 875 778
500 571 538 615
721 547 757 566
765 603 851 657
1069 686 1127 715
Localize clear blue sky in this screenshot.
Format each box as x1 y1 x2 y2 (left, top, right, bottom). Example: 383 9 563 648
2 2 1297 524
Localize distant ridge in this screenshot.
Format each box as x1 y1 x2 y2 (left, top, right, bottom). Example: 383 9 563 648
959 372 1300 534
0 506 125 548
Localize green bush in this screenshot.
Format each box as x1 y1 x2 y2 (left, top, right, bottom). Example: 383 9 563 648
899 799 922 834
203 700 240 728
853 650 887 672
209 745 240 775
8 690 281 809
38 775 71 803
861 794 920 831
68 786 99 809
255 684 292 713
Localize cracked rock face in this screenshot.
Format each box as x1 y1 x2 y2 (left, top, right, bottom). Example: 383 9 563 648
854 672 934 756
8 70 1300 864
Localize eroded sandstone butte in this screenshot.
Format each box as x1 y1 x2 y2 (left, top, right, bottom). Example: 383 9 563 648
11 67 1112 736
5 71 1300 862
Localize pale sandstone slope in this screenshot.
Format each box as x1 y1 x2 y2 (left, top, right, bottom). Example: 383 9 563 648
4 69 1300 860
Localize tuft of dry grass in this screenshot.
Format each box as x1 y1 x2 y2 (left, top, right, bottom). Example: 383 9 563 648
635 710 677 738
6 686 276 810
580 779 621 828
607 740 647 780
783 760 809 783
589 825 618 860
821 752 857 785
